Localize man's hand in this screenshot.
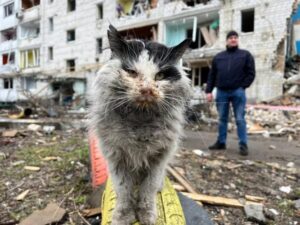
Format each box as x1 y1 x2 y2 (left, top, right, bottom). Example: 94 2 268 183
206 93 213 102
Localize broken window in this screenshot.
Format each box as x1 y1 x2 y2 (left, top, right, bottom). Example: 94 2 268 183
0 28 16 41
117 0 157 17
96 38 102 54
48 47 53 60
20 49 40 69
67 29 75 42
187 28 201 49
4 78 13 89
4 3 14 17
241 9 255 33
66 59 76 72
2 53 15 65
49 17 54 32
21 77 37 90
20 22 40 39
184 0 209 7
97 4 103 19
68 0 76 12
22 0 40 10
192 66 210 87
119 25 157 41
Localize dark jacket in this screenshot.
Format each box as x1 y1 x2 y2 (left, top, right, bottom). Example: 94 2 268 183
205 47 255 93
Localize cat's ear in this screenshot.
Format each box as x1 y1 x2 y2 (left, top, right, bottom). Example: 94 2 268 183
107 25 127 58
167 39 191 64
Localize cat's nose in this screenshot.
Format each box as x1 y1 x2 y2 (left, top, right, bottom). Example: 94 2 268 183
140 88 154 96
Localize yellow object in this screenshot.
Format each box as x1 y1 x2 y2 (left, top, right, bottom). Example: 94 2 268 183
118 0 134 14
101 178 186 225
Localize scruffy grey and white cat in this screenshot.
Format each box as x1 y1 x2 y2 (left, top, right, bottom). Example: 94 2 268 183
88 25 191 225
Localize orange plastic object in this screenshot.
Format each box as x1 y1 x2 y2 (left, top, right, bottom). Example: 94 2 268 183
89 133 108 187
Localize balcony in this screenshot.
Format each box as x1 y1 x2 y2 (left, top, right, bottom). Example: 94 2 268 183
19 36 41 49
0 15 18 31
19 6 40 23
0 40 17 52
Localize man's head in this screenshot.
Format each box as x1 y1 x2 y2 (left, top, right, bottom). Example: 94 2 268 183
226 30 239 48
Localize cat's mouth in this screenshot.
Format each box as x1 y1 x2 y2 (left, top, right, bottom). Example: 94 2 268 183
135 95 156 106
134 88 159 107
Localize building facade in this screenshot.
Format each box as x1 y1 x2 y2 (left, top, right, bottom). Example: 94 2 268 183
0 0 297 106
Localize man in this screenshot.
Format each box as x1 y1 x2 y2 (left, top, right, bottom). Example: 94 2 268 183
206 31 255 156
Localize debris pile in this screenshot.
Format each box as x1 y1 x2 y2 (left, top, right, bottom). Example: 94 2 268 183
187 102 300 140
246 107 300 139
285 55 300 98
171 149 300 225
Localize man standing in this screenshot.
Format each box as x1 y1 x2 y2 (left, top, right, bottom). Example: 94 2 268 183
206 31 255 156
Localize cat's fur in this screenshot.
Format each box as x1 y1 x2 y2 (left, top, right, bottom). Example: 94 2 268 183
87 25 191 225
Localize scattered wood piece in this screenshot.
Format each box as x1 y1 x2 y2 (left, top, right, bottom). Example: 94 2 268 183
11 160 25 166
42 156 60 161
167 166 197 194
287 175 297 181
24 166 40 171
2 130 18 137
245 195 266 203
225 163 243 170
174 167 185 176
19 203 66 225
181 192 244 208
172 184 185 192
81 207 101 217
248 123 266 134
15 190 30 201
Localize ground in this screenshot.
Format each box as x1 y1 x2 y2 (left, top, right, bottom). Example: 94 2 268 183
0 127 299 225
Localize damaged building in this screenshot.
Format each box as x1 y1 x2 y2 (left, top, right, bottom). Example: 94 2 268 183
0 0 299 107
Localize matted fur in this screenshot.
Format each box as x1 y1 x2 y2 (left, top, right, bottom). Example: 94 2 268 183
87 25 191 225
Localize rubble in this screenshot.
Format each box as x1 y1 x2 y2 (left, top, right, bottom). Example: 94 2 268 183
294 199 300 209
15 190 30 201
19 203 66 225
244 203 266 224
27 124 41 131
2 129 18 137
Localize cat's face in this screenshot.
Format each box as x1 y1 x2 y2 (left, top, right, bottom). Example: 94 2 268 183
107 25 191 111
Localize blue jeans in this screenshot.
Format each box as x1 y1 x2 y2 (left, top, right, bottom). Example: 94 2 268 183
216 88 247 145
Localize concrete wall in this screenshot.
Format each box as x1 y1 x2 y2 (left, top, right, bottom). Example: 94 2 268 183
40 0 106 75
219 0 296 101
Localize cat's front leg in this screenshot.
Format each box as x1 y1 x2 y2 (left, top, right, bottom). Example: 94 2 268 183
137 164 166 225
110 170 136 225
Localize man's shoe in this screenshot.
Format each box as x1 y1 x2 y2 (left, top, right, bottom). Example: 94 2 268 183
239 144 249 156
209 142 226 150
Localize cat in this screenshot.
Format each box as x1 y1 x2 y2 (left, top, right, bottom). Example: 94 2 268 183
88 25 191 225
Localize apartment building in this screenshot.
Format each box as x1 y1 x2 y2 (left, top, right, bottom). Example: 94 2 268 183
0 0 298 106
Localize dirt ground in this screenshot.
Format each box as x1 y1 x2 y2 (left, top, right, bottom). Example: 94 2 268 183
0 126 299 225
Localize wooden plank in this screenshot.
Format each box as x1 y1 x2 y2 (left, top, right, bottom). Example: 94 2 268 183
2 130 18 137
172 184 185 192
81 207 101 217
24 166 40 171
181 192 244 208
245 195 266 202
15 190 30 201
167 166 197 194
200 26 213 46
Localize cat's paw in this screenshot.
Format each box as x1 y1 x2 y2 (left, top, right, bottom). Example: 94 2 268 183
137 204 157 225
112 207 136 225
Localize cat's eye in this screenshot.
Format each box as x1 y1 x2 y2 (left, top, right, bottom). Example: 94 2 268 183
125 69 138 78
155 73 165 81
